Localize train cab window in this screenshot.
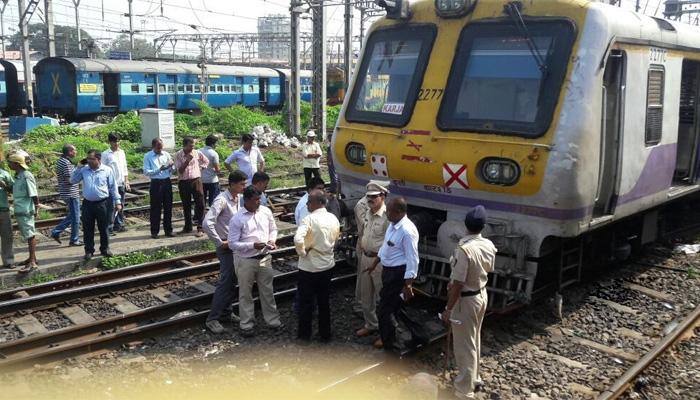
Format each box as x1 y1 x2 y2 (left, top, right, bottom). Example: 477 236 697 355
146 85 154 94
645 67 665 145
346 25 437 127
131 84 139 93
437 20 576 137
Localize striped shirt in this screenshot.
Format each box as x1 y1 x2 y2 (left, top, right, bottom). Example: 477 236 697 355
56 156 79 199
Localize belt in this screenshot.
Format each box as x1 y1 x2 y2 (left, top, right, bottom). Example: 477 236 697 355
461 287 486 297
84 197 108 203
363 251 378 258
247 253 269 260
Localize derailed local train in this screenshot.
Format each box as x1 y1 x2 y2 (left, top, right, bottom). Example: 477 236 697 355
33 57 313 118
332 0 700 311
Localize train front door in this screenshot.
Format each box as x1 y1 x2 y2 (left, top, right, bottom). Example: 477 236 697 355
673 60 700 185
593 50 626 218
101 73 119 108
259 78 268 105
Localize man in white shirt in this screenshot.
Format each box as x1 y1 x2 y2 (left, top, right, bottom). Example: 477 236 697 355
366 197 419 350
294 177 325 225
200 135 221 207
301 130 322 187
227 186 282 337
202 170 247 334
102 133 129 233
224 133 265 185
294 189 340 342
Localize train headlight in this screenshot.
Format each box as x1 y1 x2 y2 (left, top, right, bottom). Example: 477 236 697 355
435 0 476 18
345 142 367 166
479 158 520 186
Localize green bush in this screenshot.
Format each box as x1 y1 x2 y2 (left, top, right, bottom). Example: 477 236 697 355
326 105 341 130
195 101 283 136
89 111 142 142
23 125 82 144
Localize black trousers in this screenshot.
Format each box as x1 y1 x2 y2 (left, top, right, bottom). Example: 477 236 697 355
297 269 332 341
149 178 173 235
378 265 406 349
207 246 235 322
81 198 110 254
303 168 321 188
178 177 205 230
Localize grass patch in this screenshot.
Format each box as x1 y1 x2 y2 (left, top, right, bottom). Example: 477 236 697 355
101 247 177 270
21 273 58 286
36 209 55 221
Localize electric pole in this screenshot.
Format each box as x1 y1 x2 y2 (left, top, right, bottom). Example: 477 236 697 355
311 0 327 140
0 0 9 59
199 39 207 102
289 0 301 137
343 0 353 91
44 0 55 56
127 0 134 55
72 0 81 53
18 0 37 116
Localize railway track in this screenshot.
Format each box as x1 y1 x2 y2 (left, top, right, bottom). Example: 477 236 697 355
597 305 700 399
0 235 356 369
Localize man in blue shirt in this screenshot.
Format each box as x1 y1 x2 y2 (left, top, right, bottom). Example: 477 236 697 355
366 196 420 350
71 150 122 260
143 138 175 239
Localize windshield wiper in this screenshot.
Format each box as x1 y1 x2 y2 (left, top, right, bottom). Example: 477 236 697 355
504 1 548 75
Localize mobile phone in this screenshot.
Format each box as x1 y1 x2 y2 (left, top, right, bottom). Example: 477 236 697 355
438 313 463 325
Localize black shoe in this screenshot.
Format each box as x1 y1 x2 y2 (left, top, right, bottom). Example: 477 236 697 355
240 328 255 338
69 240 83 246
115 226 127 232
151 234 158 239
269 322 285 331
165 232 175 238
84 253 93 261
179 228 192 234
51 233 62 244
100 250 113 257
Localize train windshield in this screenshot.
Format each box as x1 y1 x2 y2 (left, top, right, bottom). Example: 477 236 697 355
438 20 575 137
346 25 436 127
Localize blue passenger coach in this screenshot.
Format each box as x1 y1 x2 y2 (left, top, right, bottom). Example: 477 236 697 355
0 60 35 116
34 58 312 118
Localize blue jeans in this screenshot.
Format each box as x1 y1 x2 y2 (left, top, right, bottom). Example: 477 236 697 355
203 182 220 207
51 197 80 244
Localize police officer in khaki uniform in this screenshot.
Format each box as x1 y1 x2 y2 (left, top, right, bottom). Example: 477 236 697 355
441 205 496 399
355 181 390 337
353 192 370 314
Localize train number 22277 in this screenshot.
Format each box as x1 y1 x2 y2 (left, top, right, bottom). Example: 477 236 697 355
417 88 444 101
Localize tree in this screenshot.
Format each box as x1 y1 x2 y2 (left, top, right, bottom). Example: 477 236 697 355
7 23 102 58
105 34 156 60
